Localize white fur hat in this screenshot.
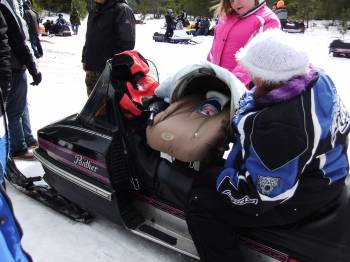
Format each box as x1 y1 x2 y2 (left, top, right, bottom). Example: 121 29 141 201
236 29 310 83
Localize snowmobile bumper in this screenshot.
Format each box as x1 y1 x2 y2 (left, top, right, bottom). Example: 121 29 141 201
34 148 125 224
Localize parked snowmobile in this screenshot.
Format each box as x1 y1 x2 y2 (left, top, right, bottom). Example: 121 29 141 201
153 21 196 44
51 22 72 36
282 20 305 33
7 54 350 262
329 39 350 58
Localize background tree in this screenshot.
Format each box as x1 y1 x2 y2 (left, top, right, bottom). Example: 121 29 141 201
338 8 350 39
30 0 349 27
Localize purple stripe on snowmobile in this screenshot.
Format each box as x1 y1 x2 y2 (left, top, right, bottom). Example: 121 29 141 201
39 138 107 168
134 193 185 220
239 238 289 261
39 137 111 184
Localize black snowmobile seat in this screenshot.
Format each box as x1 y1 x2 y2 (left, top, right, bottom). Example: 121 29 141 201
242 184 350 261
329 39 350 49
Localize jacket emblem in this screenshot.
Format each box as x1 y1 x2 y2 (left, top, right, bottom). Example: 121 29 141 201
257 176 280 195
221 190 258 206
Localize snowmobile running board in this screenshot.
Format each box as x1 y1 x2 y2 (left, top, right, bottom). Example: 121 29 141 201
131 220 199 260
5 156 93 224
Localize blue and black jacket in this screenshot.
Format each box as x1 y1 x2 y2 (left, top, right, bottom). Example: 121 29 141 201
216 70 350 217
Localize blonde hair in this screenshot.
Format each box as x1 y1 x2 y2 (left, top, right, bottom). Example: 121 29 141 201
210 0 262 18
210 0 234 18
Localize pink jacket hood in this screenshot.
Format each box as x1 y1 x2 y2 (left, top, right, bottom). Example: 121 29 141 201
208 3 280 86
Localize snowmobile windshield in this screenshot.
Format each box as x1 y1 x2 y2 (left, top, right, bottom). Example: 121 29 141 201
78 62 119 133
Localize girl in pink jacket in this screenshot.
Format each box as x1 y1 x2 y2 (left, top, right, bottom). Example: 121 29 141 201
208 0 280 87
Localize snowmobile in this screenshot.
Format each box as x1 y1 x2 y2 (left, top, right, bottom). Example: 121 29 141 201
153 21 197 44
282 20 305 33
51 22 72 37
329 39 350 58
6 55 350 262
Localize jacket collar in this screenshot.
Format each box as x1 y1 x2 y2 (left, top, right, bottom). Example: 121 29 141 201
254 66 319 105
241 1 266 18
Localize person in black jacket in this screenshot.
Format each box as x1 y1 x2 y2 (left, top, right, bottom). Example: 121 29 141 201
0 0 42 160
70 7 81 35
0 9 11 100
164 8 174 38
23 0 42 58
0 9 32 261
196 17 210 36
82 0 136 96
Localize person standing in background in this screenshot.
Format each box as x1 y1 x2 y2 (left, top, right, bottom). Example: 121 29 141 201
23 0 43 58
82 0 135 96
207 0 280 88
0 0 42 160
274 0 288 28
70 7 81 35
164 8 175 38
0 9 32 262
0 8 11 100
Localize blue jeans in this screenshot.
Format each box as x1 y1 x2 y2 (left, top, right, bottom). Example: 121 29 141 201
29 35 43 58
71 24 79 34
6 70 36 155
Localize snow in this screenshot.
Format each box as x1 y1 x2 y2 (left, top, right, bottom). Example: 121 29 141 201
7 18 350 262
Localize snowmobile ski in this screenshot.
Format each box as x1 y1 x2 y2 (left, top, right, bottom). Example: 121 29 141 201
5 157 93 224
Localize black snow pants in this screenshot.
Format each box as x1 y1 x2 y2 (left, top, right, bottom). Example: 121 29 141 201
165 24 173 38
185 175 333 262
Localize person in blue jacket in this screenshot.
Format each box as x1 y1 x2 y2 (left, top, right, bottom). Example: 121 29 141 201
0 8 31 262
186 29 350 262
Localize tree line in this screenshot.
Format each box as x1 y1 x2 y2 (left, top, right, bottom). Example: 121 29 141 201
32 0 349 23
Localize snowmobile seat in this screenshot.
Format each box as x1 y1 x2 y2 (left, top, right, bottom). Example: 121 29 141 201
241 184 350 261
329 39 350 58
155 159 195 210
329 39 350 49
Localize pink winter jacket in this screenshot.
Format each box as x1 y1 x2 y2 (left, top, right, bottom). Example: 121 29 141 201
207 3 280 86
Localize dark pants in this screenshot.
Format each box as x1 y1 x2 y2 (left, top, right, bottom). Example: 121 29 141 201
6 70 36 155
30 35 43 58
195 27 209 36
185 180 330 262
71 24 79 34
165 24 173 38
85 71 101 96
280 19 287 29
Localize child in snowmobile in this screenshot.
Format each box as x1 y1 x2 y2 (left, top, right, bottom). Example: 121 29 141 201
197 91 229 116
146 61 244 164
186 29 350 262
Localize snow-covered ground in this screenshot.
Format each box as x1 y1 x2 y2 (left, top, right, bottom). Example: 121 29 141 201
7 18 350 262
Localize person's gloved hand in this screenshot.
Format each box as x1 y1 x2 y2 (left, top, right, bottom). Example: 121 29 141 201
30 72 42 86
